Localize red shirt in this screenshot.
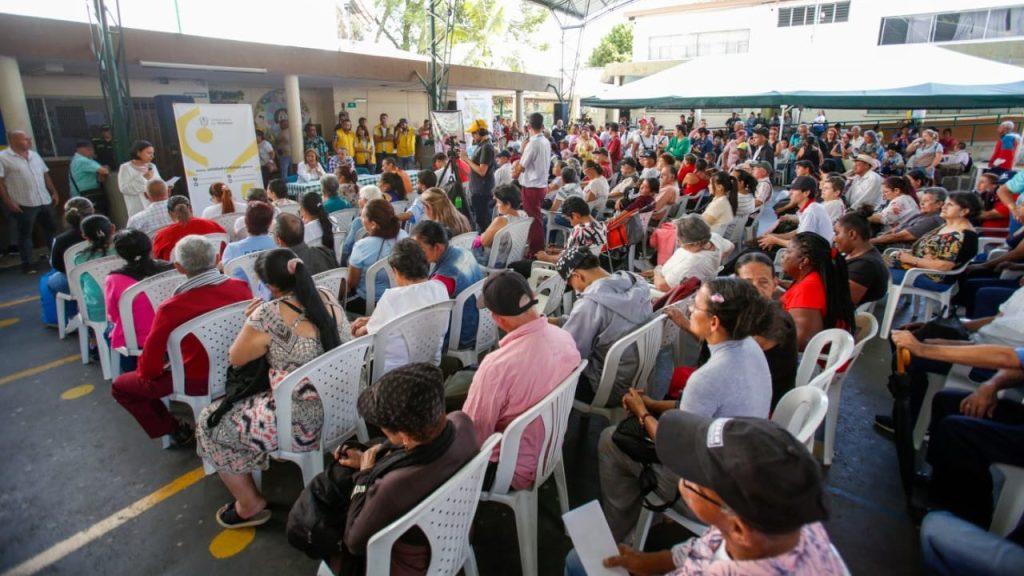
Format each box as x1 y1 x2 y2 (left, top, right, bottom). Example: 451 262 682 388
683 171 709 196
137 279 252 383
982 201 1010 230
152 218 226 261
607 136 622 166
676 163 696 185
781 271 826 320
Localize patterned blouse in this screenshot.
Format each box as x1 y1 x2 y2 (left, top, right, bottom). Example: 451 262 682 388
668 522 846 575
907 227 978 282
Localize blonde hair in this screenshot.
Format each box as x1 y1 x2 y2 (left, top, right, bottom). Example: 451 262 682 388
421 188 471 235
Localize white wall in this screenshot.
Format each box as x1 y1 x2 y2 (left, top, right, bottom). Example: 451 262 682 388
22 75 210 100
332 87 430 127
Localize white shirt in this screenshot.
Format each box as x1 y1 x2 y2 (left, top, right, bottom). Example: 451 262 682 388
584 176 609 208
703 196 734 236
258 139 275 165
202 204 225 219
847 170 883 211
118 161 160 200
797 201 835 243
660 233 734 287
126 199 173 236
305 219 325 245
296 162 326 183
494 162 513 188
976 287 1024 346
0 149 51 207
519 134 551 188
823 199 846 223
366 280 450 374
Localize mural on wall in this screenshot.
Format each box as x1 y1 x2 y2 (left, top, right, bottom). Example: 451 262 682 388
253 89 310 144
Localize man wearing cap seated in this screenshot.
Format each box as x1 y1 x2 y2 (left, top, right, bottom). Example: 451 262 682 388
566 413 846 575
460 271 581 490
749 127 773 166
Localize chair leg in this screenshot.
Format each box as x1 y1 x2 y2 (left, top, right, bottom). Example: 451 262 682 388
511 491 539 576
913 374 945 450
202 458 216 475
879 284 901 339
110 348 122 380
991 464 1024 537
463 545 480 576
94 327 112 381
56 298 67 339
823 379 843 466
633 506 655 550
77 318 90 365
554 460 570 517
253 468 263 492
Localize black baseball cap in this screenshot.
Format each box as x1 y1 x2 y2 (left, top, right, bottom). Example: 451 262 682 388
554 245 588 280
790 175 819 194
477 270 537 316
497 149 511 158
640 151 656 159
656 412 829 534
753 127 770 137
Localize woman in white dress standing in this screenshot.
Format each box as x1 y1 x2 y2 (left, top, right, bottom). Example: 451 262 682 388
118 140 160 217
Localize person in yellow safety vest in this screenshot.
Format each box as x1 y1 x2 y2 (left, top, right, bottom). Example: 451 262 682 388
374 113 395 172
334 117 356 160
354 124 376 174
396 118 417 170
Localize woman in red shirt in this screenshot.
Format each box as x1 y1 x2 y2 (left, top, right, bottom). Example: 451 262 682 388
779 231 855 350
681 157 709 196
151 196 226 261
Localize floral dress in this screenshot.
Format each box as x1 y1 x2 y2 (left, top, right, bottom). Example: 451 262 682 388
196 296 350 474
906 228 978 282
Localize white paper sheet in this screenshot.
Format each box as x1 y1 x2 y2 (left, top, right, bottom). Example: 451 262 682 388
562 500 629 576
165 176 180 187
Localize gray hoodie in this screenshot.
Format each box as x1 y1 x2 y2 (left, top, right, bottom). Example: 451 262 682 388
563 271 654 406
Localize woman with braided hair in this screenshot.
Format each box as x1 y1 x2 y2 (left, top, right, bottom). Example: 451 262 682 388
779 231 855 350
197 248 351 529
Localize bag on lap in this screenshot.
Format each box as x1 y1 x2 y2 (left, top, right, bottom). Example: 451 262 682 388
612 416 679 512
204 356 270 429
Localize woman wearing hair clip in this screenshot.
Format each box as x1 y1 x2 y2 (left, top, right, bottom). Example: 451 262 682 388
196 248 351 529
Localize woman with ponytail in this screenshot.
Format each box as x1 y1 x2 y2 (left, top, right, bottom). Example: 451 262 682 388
201 182 237 218
299 190 336 251
702 171 737 235
197 248 351 529
779 231 856 350
47 197 95 297
104 229 174 372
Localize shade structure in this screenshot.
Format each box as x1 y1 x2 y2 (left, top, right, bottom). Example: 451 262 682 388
581 44 1024 109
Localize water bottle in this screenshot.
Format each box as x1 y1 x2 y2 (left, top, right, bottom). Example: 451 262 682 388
454 196 463 209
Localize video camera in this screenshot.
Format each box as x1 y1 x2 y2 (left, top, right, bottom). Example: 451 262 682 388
446 135 460 160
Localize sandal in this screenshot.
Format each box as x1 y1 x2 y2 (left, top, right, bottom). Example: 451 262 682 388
216 501 271 529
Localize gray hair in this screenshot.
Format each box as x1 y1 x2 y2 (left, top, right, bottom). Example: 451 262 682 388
359 185 385 202
172 234 216 275
675 214 711 244
320 174 341 198
1001 120 1015 131
921 187 948 203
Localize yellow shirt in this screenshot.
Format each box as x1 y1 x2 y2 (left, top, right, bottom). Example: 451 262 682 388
374 125 395 154
354 137 375 165
334 129 355 156
396 129 416 157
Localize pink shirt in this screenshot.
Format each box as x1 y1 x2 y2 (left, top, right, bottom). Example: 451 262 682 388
104 273 157 350
669 522 845 575
463 315 581 490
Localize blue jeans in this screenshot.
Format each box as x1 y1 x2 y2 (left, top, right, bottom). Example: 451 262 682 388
47 270 69 295
11 203 56 269
920 510 1024 576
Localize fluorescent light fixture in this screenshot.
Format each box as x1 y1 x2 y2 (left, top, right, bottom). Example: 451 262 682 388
353 97 367 102
139 61 267 74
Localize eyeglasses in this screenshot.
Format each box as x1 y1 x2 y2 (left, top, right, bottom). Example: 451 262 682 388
682 479 730 512
688 302 710 315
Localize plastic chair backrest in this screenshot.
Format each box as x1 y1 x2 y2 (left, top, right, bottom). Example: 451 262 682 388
274 335 372 454
365 433 501 576
449 232 477 252
63 241 90 278
852 312 879 358
392 200 408 214
213 213 244 239
364 258 397 316
205 233 230 257
771 386 829 445
488 361 587 495
223 249 272 294
167 301 248 399
68 255 125 324
371 301 455 384
313 268 348 302
329 208 359 236
487 218 533 269
529 266 567 317
795 328 856 390
591 314 665 408
117 269 185 354
448 278 499 357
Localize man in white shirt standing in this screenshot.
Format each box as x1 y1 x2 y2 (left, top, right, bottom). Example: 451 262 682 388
0 130 58 273
846 154 884 211
513 113 552 254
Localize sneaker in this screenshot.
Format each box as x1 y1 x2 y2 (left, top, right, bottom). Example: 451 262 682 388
873 414 895 435
170 419 196 448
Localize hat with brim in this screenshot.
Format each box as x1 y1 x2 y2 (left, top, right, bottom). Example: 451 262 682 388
854 154 879 169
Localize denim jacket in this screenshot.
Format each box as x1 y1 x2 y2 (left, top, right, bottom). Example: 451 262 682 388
433 245 484 349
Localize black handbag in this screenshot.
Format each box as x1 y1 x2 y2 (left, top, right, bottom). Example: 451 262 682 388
287 455 360 560
611 416 678 512
204 356 270 429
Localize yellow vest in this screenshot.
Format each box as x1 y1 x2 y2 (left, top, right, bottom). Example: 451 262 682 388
334 129 355 156
396 129 416 157
354 137 374 165
374 125 395 154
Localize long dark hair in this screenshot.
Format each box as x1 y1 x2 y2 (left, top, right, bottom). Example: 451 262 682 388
255 249 340 351
363 198 401 239
80 214 113 258
300 191 334 250
703 277 774 340
732 169 757 194
112 229 172 280
129 140 153 161
711 172 738 214
791 232 854 332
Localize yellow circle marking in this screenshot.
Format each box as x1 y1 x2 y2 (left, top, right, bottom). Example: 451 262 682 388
196 126 215 143
0 318 18 328
209 527 255 558
60 384 95 400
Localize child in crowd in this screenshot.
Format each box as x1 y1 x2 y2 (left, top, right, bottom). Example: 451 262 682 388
820 175 847 224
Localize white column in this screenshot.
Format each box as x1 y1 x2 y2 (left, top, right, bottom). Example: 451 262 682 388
285 74 303 160
515 90 525 127
0 56 34 150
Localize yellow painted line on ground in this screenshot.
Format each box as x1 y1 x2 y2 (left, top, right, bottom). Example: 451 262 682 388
0 295 39 309
60 384 95 400
0 354 81 387
0 318 19 328
1 466 206 576
209 527 256 559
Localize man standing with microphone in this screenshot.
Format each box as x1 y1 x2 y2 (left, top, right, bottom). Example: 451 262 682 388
513 113 551 255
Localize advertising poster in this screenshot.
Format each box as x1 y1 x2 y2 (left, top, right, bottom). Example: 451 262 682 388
455 90 493 137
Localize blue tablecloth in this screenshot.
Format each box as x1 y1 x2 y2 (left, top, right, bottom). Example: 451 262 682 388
289 173 419 198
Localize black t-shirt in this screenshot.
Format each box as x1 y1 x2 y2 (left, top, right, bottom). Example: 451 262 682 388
847 248 890 304
469 140 495 196
764 306 798 411
51 229 81 274
551 128 567 143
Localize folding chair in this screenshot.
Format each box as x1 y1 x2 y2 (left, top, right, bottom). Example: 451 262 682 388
447 279 499 368
68 255 125 380
56 240 90 340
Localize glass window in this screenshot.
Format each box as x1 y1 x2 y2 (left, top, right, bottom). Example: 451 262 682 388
987 7 1024 38
879 17 909 45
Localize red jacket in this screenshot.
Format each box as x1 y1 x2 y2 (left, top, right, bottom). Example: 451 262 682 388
152 218 226 261
607 136 622 167
137 279 252 385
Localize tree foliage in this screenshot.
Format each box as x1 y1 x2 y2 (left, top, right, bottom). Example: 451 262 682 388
587 23 633 67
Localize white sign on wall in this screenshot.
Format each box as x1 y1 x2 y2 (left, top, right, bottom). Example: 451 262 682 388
173 103 261 216
455 90 493 136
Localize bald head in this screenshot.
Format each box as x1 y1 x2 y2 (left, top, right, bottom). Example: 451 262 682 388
145 179 169 202
272 212 305 247
7 130 29 152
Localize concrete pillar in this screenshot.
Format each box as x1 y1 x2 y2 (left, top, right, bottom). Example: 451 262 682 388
0 56 34 150
285 74 303 160
515 90 525 128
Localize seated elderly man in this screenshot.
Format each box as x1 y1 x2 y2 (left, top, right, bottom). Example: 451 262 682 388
125 179 173 237
870 187 946 249
271 212 337 275
111 235 251 445
845 154 884 212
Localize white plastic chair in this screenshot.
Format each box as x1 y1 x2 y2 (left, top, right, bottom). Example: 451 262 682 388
252 336 373 489
56 240 90 339
794 328 856 391
213 213 245 240
313 267 348 306
329 208 359 234
223 249 272 294
360 434 501 576
205 232 230 260
573 314 665 425
480 361 586 576
633 385 830 552
820 312 878 466
485 218 533 271
446 278 499 367
527 264 569 317
449 232 477 252
363 258 396 316
391 200 408 215
990 462 1024 537
111 269 185 377
542 209 571 246
878 244 975 339
370 301 455 385
163 301 248 459
68 255 125 380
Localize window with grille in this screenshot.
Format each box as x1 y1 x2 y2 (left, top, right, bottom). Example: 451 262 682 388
778 2 850 27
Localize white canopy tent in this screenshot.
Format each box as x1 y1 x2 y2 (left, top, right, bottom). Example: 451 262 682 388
581 44 1024 109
